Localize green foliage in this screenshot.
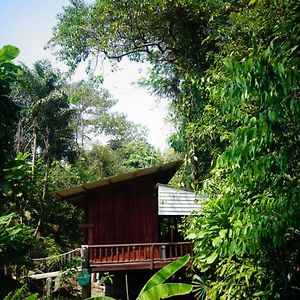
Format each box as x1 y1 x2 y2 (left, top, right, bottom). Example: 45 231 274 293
0 45 20 62
138 283 192 300
14 60 77 162
0 213 34 266
0 45 22 172
3 285 38 300
54 256 83 293
137 254 192 300
0 151 81 250
0 151 84 250
66 80 119 150
81 145 124 178
97 272 114 285
0 153 34 221
50 0 214 70
138 254 190 296
192 274 210 300
184 1 300 298
116 138 163 171
38 188 84 249
65 79 162 171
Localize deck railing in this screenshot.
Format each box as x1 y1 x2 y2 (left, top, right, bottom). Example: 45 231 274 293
88 242 192 270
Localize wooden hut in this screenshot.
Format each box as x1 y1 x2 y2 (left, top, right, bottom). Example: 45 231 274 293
56 161 201 272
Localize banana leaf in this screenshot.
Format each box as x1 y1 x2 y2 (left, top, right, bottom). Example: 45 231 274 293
138 254 190 296
138 283 192 300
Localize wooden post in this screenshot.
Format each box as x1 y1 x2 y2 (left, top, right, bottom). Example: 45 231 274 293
161 245 166 259
125 273 129 300
81 245 91 299
45 277 52 297
150 244 154 270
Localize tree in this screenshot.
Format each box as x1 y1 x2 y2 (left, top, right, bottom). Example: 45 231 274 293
12 61 78 236
117 138 163 170
67 80 118 151
67 80 154 158
14 60 76 164
48 0 235 185
66 79 163 174
48 144 124 189
184 1 300 298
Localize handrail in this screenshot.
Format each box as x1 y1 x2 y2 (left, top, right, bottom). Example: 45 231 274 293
88 241 193 267
32 248 81 263
88 242 191 248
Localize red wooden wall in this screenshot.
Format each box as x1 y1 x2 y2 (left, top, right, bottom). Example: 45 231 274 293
87 175 159 245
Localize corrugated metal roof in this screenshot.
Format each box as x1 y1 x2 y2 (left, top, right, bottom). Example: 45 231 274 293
56 160 182 202
157 184 206 216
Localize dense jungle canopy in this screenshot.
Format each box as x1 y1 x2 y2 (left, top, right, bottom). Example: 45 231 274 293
1 0 300 298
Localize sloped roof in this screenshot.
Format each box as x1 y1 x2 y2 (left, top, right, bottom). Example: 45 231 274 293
56 160 182 205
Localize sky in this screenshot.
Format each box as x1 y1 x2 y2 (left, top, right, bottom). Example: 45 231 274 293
0 0 171 151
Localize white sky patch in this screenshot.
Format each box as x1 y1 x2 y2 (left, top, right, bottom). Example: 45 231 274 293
101 58 171 151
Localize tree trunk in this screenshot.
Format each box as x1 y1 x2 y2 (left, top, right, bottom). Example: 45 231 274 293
33 132 50 237
31 125 37 176
15 120 22 154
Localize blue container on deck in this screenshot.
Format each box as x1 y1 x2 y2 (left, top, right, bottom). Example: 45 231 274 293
77 268 91 287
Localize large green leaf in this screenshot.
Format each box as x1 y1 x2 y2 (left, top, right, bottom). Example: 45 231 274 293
138 283 192 300
3 285 38 300
192 275 210 300
0 45 20 62
138 254 190 296
0 213 15 225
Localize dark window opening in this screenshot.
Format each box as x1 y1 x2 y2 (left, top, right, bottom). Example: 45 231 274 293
158 216 185 242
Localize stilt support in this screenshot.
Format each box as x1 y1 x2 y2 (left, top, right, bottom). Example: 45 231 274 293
81 245 91 299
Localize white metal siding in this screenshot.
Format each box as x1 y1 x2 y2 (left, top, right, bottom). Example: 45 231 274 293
158 184 205 216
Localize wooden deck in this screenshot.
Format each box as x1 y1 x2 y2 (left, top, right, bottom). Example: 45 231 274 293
88 242 192 272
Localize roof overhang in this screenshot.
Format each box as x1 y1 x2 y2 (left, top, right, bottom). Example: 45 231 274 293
56 160 182 207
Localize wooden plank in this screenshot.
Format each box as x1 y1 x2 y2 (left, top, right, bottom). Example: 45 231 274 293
30 271 60 279
90 261 170 272
87 175 159 246
89 258 184 272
